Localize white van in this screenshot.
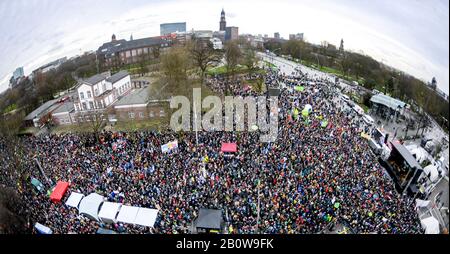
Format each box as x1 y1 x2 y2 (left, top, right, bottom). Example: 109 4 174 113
362 114 375 126
341 94 350 102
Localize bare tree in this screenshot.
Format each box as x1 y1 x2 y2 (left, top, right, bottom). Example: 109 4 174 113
0 111 25 138
161 46 190 83
80 110 106 137
188 39 221 84
138 54 149 76
224 41 242 94
152 45 161 59
242 47 258 75
39 112 54 128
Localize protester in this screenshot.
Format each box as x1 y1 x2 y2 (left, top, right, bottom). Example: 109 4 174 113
0 67 421 234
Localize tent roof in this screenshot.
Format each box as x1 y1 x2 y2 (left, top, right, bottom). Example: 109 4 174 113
78 193 104 221
268 88 281 96
50 181 69 203
423 165 439 182
195 208 222 229
116 205 140 224
96 228 118 234
31 178 41 186
134 208 159 227
65 192 85 208
35 223 53 234
98 202 122 222
420 216 440 234
406 145 430 164
221 143 237 153
370 93 406 110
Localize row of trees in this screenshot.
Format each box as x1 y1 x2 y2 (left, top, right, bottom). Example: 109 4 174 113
264 39 449 131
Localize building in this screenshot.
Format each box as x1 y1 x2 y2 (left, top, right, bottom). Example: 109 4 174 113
213 31 226 42
240 34 264 49
73 70 131 115
33 57 67 76
289 33 304 40
210 37 223 50
52 101 75 125
172 32 191 45
192 30 213 42
160 22 186 35
370 93 407 119
97 34 173 67
13 67 24 80
219 9 226 31
252 36 264 49
225 27 239 41
274 32 280 39
113 87 169 122
339 39 344 52
23 99 60 127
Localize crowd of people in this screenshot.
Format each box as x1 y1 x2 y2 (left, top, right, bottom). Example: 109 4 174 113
0 65 422 234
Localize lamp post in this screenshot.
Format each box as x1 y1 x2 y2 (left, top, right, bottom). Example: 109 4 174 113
193 100 199 146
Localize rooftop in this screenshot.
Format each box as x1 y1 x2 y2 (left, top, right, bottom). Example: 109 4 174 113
114 86 168 107
52 101 74 114
195 209 222 229
84 73 107 85
370 93 406 110
114 88 151 106
98 36 168 57
106 70 129 84
24 99 59 120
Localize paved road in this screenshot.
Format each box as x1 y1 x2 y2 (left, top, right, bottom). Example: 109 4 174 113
259 52 336 81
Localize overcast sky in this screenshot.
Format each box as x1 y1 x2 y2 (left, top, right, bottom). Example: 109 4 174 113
0 0 448 94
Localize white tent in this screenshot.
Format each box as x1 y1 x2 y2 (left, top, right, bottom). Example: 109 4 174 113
65 192 85 209
420 216 440 234
423 165 439 182
406 145 431 164
78 193 104 221
415 199 431 209
35 222 53 234
116 205 139 224
134 208 159 227
98 202 122 224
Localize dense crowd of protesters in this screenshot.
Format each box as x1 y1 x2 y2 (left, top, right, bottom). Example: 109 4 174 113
0 66 421 234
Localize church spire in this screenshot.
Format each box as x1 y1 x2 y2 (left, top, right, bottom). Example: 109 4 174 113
220 8 226 31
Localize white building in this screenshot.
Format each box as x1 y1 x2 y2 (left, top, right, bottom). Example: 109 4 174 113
74 70 131 112
210 37 223 50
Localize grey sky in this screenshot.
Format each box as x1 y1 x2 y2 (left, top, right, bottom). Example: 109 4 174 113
0 0 448 94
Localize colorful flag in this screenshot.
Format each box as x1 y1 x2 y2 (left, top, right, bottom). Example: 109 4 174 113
161 140 178 153
294 86 304 92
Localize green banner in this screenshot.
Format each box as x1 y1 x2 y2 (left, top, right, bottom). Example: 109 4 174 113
294 86 304 92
